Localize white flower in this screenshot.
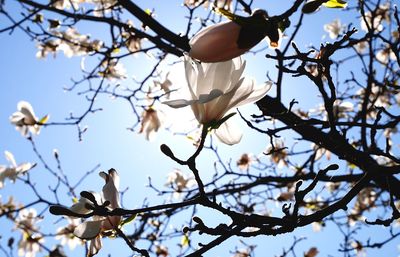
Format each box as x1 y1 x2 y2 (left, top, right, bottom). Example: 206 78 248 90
360 3 390 32
55 218 82 250
324 19 344 39
0 151 33 188
68 169 120 257
16 208 43 257
376 45 397 64
100 59 127 80
10 101 49 136
164 55 271 145
165 169 195 198
139 108 162 141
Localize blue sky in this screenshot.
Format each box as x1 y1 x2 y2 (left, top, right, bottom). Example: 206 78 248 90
0 0 399 256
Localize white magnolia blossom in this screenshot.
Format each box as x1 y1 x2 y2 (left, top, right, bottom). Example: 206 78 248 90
266 140 288 169
55 218 82 250
165 169 196 198
324 19 344 39
10 101 48 136
36 28 103 59
164 55 271 145
184 0 232 10
16 208 43 257
360 2 390 32
153 72 173 99
139 108 162 141
0 151 33 188
51 0 117 13
67 169 121 257
376 45 397 64
100 59 127 80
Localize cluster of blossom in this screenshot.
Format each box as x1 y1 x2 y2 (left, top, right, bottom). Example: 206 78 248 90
184 0 232 10
36 28 103 59
51 0 117 16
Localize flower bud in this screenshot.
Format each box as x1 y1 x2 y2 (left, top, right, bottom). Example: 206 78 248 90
189 21 249 63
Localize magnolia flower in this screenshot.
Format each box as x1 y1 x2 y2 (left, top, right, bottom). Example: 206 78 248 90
16 208 43 257
139 108 162 141
360 3 390 32
10 101 49 136
99 59 127 80
165 169 195 198
266 140 288 168
236 153 253 171
55 218 82 250
0 151 33 188
164 55 271 145
189 10 278 62
323 19 344 39
68 169 121 257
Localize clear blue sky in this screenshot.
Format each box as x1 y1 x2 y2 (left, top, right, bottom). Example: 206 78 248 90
0 0 399 256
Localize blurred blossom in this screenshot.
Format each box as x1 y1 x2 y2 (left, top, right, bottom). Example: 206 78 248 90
324 19 344 39
99 59 127 80
351 240 366 257
332 100 354 119
266 140 288 168
184 0 232 10
325 182 340 193
231 248 251 257
139 108 162 141
66 169 121 257
304 247 319 257
124 34 142 53
36 28 103 59
312 221 323 232
10 101 48 136
376 45 397 64
55 218 82 250
155 244 169 257
153 72 173 99
164 55 271 145
236 153 253 171
354 41 367 53
360 2 390 32
313 144 331 161
165 169 195 198
16 208 43 257
0 151 33 188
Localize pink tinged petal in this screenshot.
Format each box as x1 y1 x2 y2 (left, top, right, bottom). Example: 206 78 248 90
189 21 249 63
88 236 102 257
74 220 103 239
214 118 243 145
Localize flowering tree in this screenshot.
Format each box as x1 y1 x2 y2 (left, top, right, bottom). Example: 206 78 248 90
1 0 400 257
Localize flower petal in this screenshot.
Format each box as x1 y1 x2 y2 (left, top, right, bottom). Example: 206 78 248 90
163 99 195 108
4 151 17 168
100 169 120 209
214 118 242 145
88 236 103 257
74 220 103 239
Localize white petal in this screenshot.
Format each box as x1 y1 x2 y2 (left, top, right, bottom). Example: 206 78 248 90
4 151 17 167
100 169 120 209
198 89 223 103
74 220 103 239
163 99 194 108
17 101 37 125
88 236 102 257
214 118 242 145
69 197 93 215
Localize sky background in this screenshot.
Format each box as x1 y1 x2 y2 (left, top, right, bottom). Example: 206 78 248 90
0 0 399 256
